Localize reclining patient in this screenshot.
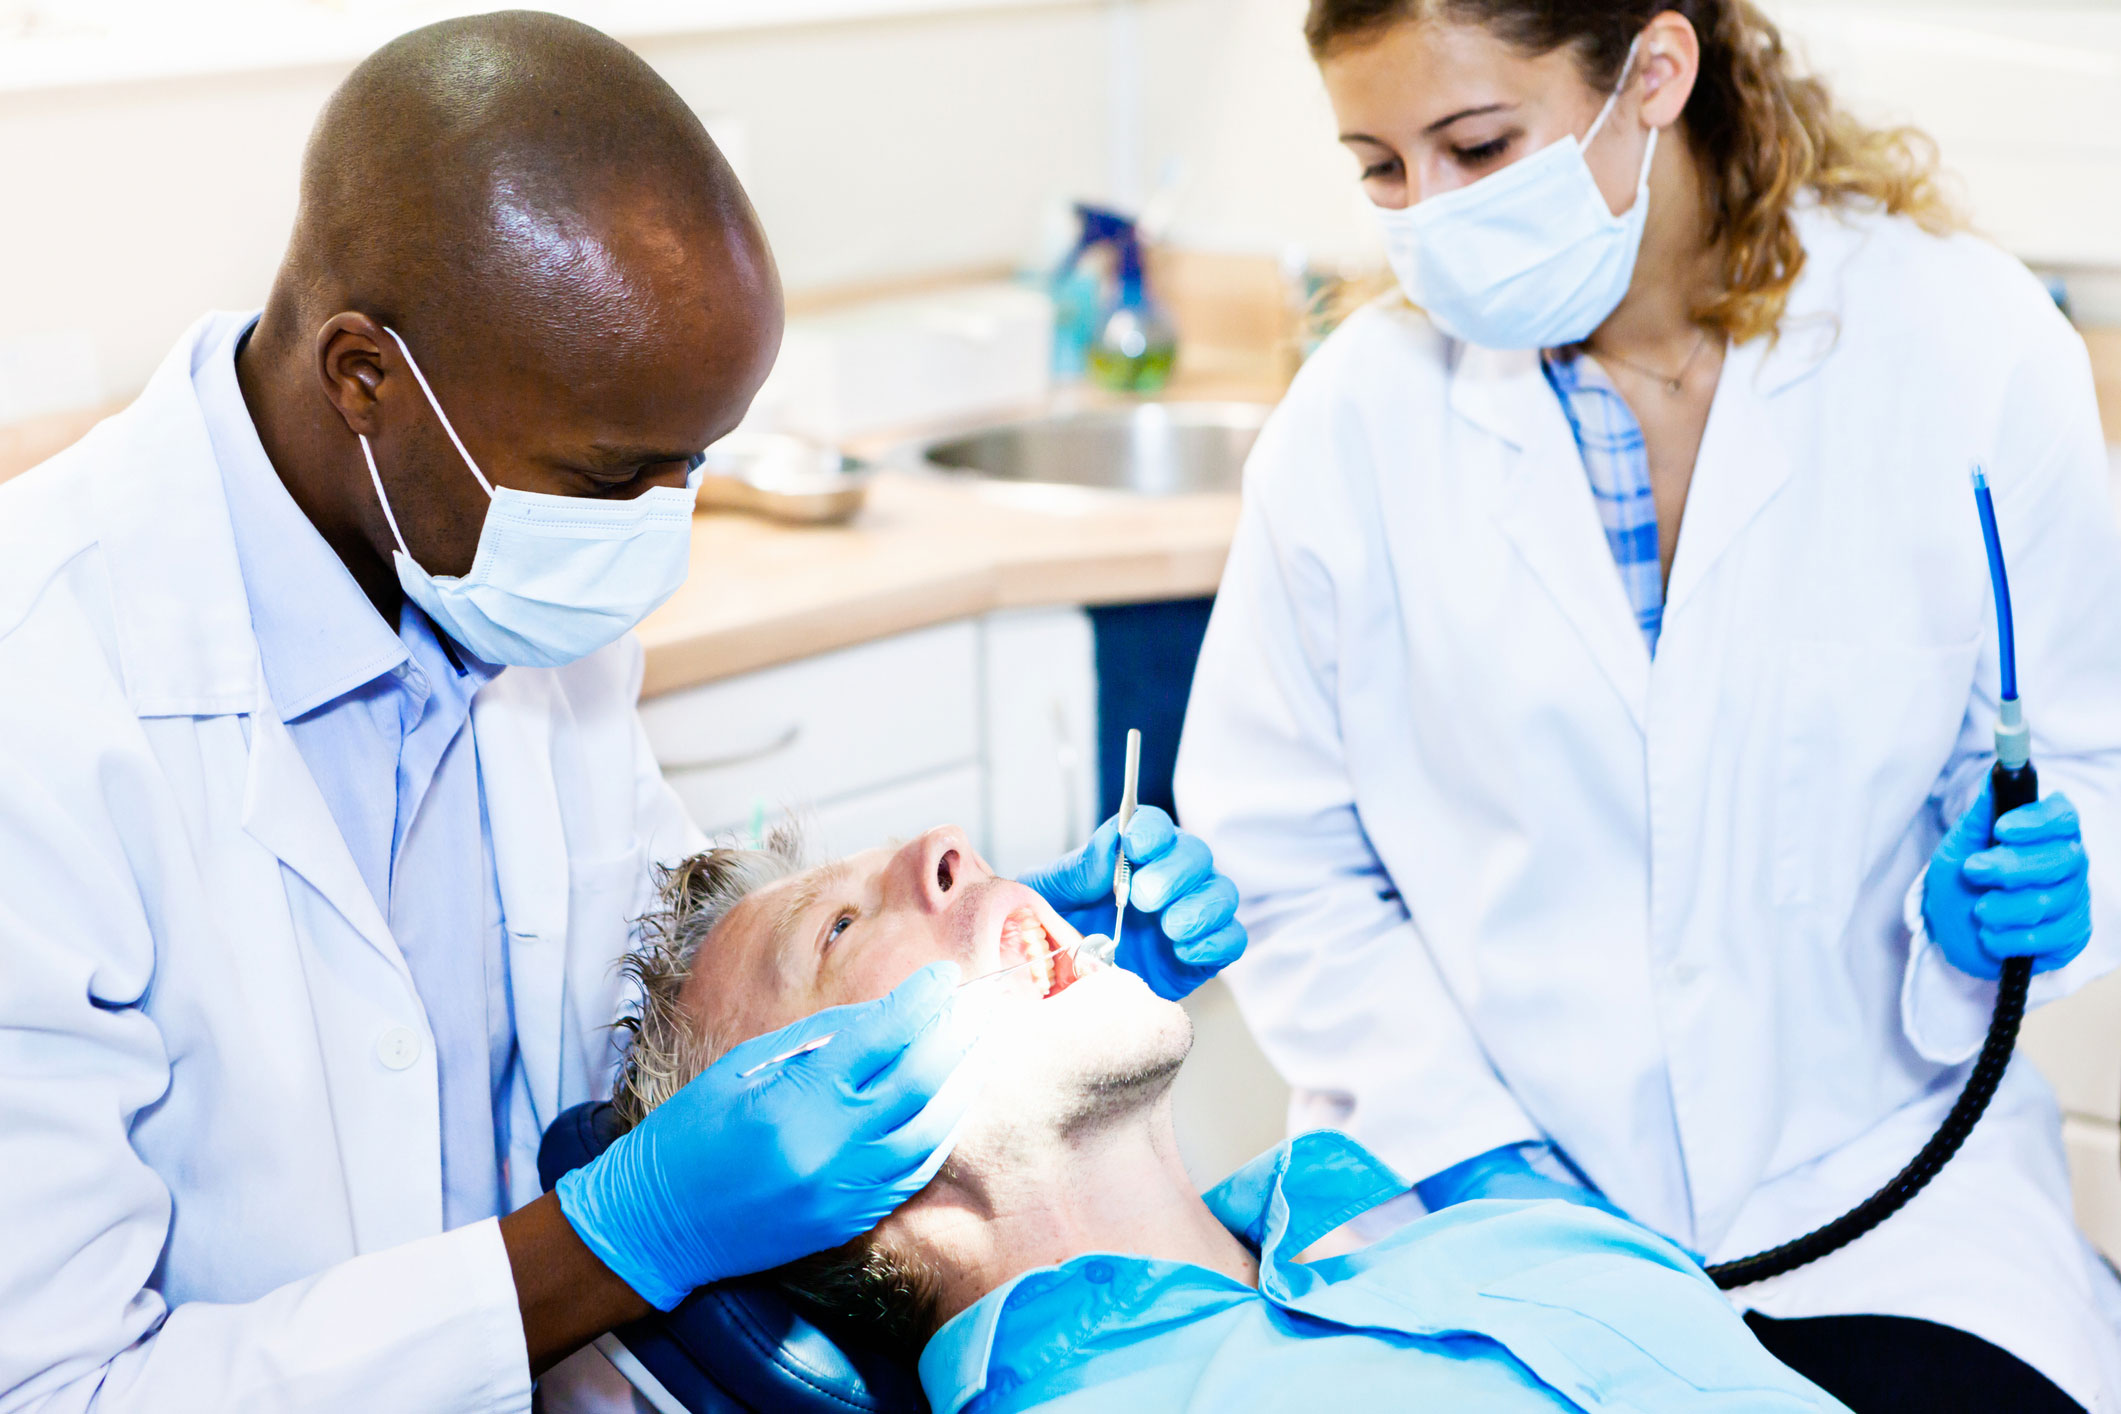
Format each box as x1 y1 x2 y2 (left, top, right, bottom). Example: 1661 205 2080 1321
608 824 1847 1413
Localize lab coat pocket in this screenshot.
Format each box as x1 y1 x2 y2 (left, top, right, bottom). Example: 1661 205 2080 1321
1772 637 1980 930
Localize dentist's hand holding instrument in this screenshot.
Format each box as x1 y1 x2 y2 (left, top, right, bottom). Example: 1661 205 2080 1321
1020 728 1249 1000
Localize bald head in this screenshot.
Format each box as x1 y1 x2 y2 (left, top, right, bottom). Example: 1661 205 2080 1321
241 12 781 622
287 10 770 367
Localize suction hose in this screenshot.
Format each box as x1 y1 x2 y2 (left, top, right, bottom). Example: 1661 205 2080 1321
1704 469 2032 1289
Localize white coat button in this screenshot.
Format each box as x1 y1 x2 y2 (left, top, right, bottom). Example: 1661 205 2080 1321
1668 961 1704 989
376 1026 422 1070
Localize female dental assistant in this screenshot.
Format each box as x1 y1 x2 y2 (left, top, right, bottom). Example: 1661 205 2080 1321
1177 2 2121 1410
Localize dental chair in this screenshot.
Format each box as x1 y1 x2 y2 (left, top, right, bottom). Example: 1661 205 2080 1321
538 1101 928 1414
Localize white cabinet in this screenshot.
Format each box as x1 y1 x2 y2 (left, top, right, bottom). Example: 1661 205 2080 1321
2022 970 2121 1263
979 608 1099 879
638 611 1095 872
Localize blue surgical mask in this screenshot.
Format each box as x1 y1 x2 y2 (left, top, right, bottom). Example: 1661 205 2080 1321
1373 36 1656 350
357 328 701 669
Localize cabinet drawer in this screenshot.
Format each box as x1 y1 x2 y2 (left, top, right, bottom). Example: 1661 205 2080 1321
642 622 979 829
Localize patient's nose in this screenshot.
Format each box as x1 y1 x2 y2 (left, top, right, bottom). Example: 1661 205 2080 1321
901 825 979 914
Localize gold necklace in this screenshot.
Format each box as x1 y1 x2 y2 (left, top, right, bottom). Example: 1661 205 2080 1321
1589 329 1712 395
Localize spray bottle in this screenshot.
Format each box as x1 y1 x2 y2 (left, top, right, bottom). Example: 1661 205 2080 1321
1059 203 1177 394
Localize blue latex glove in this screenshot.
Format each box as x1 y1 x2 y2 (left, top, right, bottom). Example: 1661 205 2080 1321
1923 781 2093 981
1020 805 1247 1000
1413 1142 1634 1225
556 961 981 1310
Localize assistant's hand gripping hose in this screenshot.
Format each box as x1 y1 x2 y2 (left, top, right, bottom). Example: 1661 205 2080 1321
1705 469 2033 1290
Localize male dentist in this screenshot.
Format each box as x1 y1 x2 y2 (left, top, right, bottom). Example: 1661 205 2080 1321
0 14 1244 1412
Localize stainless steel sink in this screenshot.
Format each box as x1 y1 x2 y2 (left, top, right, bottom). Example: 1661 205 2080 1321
920 403 1269 495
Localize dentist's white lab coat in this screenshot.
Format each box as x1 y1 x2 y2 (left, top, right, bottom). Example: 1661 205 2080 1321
1178 205 2121 1407
0 317 700 1412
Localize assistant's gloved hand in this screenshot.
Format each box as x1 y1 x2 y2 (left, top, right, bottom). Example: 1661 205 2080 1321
1413 1142 1634 1225
1021 805 1246 1000
556 961 982 1311
1923 781 2093 981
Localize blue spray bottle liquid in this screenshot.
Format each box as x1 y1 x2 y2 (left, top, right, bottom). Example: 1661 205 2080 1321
1062 204 1177 394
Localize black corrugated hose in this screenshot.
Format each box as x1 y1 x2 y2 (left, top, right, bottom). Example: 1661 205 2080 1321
1704 759 2041 1290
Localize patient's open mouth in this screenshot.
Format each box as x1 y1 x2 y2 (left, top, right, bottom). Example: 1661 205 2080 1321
997 906 1084 1000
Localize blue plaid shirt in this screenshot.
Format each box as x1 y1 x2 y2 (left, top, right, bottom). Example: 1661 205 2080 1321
1542 351 1663 653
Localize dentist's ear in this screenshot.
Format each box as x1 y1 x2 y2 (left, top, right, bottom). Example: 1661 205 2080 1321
1637 12 1702 129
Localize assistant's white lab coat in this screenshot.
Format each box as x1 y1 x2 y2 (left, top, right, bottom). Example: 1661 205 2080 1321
1177 205 2121 1407
0 316 702 1412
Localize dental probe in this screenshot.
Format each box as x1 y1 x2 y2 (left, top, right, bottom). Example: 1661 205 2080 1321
741 742 1146 1081
737 1033 835 1079
1111 728 1141 950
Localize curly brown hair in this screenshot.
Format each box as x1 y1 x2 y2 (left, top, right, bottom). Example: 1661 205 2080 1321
1306 0 1963 343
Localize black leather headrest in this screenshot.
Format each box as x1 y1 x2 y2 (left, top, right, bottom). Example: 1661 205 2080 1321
538 1101 928 1414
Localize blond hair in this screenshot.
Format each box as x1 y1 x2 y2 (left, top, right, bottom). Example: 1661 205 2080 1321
608 826 807 1130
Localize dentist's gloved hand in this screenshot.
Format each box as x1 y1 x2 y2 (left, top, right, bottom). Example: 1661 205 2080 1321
1414 1142 1634 1225
1021 805 1246 1000
556 961 981 1311
1923 781 2093 981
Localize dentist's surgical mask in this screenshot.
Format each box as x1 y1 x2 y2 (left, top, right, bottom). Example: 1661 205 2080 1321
1372 35 1657 350
357 328 700 668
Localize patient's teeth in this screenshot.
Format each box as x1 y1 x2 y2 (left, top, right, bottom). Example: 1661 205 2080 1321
1028 919 1053 995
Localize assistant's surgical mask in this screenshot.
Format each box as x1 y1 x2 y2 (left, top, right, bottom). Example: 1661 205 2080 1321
357 328 700 668
1373 35 1658 350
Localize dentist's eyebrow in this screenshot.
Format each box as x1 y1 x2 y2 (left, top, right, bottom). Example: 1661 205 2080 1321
1424 102 1511 135
584 441 705 469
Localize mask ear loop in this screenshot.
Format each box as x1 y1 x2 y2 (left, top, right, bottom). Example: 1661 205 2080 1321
1583 32 1647 151
381 327 497 497
358 433 413 559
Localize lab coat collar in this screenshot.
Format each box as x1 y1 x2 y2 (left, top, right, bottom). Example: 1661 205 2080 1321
196 312 414 723
470 670 573 1128
90 313 264 717
1754 198 1863 397
1439 206 1860 703
241 667 410 984
1659 336 1797 623
1446 340 1654 729
1444 196 1858 444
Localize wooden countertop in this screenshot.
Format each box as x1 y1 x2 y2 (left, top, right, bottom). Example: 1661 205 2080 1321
637 468 1242 697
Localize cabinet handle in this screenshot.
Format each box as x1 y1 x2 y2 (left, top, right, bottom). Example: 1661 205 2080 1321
659 722 804 773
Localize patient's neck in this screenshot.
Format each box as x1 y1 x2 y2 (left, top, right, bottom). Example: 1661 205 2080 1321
902 1096 1259 1329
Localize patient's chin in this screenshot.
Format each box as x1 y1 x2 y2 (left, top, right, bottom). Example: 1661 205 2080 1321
966 965 1193 1137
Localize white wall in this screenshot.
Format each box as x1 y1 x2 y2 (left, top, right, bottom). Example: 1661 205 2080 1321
10 0 2121 417
0 2 1115 407
1767 3 2121 276
1133 0 1378 263
1129 0 2121 280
